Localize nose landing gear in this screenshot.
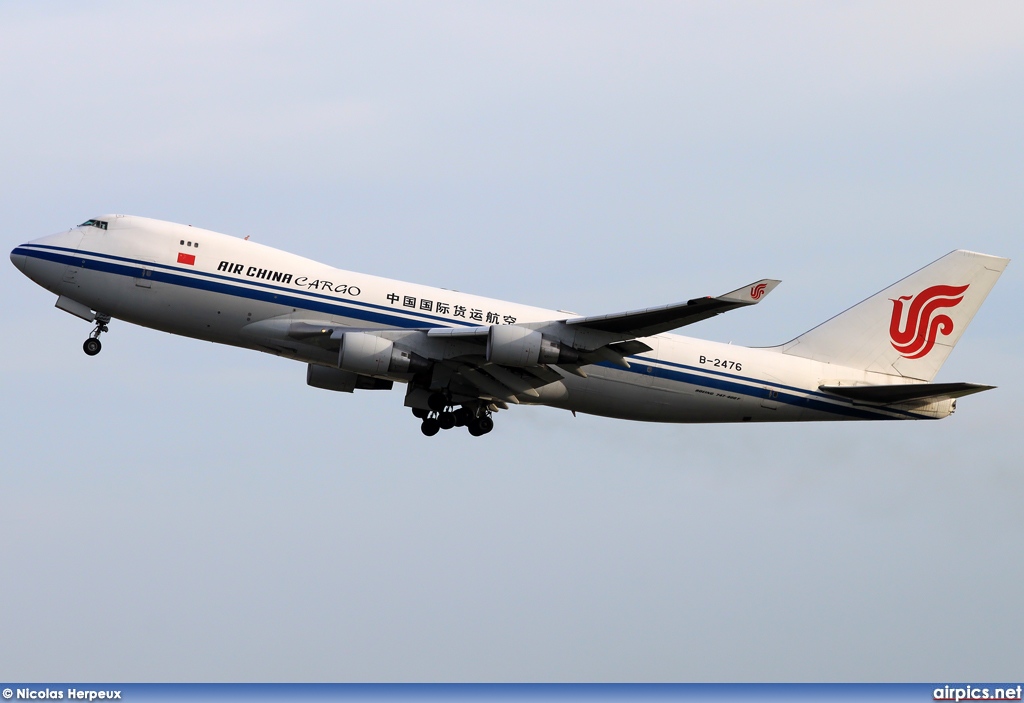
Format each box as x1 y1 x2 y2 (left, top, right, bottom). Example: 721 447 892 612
83 313 111 356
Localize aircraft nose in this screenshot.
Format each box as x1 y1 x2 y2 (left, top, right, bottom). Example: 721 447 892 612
10 245 27 274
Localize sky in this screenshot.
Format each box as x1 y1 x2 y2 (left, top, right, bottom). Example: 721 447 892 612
1 1 1022 682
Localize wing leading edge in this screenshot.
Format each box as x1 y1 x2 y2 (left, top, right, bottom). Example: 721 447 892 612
563 278 781 337
430 278 780 342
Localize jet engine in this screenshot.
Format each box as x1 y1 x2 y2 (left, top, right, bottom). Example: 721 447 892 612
338 332 430 376
486 325 579 366
307 364 394 393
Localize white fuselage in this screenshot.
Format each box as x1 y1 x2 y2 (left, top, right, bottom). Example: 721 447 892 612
11 216 949 423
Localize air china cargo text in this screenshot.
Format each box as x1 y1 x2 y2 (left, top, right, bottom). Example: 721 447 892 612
217 260 360 296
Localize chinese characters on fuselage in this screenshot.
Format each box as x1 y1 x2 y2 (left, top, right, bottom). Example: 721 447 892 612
386 293 516 325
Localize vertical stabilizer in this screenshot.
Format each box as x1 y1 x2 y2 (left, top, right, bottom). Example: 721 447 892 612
777 250 1009 381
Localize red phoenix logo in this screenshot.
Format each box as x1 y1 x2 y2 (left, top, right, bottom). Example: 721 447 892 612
889 284 969 359
750 283 767 300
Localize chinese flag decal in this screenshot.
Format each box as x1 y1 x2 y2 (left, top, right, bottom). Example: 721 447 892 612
177 252 196 265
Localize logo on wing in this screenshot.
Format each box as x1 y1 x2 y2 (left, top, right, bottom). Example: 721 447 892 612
750 283 767 300
889 284 969 359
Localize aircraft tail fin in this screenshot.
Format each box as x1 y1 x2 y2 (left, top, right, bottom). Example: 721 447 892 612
776 250 1009 381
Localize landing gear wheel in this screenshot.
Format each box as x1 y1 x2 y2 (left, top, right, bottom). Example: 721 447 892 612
467 413 494 437
420 418 440 436
453 407 471 427
438 411 456 430
411 407 429 420
427 392 448 412
83 313 111 356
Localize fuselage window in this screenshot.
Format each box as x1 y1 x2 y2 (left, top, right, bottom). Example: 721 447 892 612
80 219 108 230
180 240 185 245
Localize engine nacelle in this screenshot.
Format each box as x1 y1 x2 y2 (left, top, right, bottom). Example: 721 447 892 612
338 332 430 376
306 364 394 393
486 325 579 366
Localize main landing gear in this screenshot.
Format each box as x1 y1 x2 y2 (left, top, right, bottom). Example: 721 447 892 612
83 313 111 356
413 394 494 437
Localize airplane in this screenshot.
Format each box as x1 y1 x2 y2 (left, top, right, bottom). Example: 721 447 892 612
10 215 1009 436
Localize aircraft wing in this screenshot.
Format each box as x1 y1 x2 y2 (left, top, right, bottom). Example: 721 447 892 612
431 278 781 342
244 277 779 405
563 278 781 337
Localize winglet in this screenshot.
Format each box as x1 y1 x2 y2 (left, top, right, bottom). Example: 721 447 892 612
717 279 781 305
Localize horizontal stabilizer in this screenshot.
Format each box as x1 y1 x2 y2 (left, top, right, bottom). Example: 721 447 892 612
819 382 994 404
565 278 780 337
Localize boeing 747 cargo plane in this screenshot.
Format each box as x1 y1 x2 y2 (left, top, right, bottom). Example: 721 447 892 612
10 216 1009 436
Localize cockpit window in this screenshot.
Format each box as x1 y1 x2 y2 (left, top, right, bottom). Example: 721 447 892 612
79 219 108 230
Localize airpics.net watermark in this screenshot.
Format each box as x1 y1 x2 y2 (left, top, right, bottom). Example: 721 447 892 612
935 685 1023 701
2 690 121 701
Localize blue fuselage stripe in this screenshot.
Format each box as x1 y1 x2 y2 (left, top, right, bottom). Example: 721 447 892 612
15 244 464 330
605 360 920 420
16 245 924 421
624 356 924 420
